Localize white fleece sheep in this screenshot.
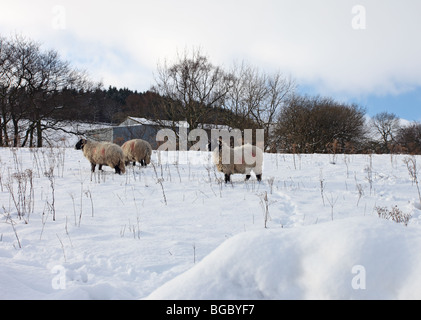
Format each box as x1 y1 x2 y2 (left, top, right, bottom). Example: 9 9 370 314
121 139 152 167
213 140 263 183
75 139 126 175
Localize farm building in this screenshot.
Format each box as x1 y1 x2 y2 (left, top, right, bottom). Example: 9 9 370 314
84 116 236 150
84 117 189 149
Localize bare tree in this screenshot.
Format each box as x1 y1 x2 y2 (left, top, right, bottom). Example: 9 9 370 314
221 63 295 150
0 35 32 146
152 48 234 133
0 35 12 145
23 47 91 147
0 34 95 147
252 71 295 151
221 63 265 132
370 112 401 153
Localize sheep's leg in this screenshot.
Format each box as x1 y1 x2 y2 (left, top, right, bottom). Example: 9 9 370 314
91 163 96 172
256 174 262 182
225 174 231 183
244 167 252 181
140 160 145 167
98 164 103 171
114 166 122 175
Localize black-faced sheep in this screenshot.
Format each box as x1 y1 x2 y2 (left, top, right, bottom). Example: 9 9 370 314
213 139 263 183
75 139 126 175
121 139 152 167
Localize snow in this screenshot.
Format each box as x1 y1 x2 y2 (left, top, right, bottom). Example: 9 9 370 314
1 146 421 300
147 217 421 300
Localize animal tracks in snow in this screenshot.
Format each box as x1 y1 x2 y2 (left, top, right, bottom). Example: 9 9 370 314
269 191 303 228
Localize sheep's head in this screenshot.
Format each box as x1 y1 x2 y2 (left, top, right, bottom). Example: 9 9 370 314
75 139 87 150
215 138 233 164
211 138 224 159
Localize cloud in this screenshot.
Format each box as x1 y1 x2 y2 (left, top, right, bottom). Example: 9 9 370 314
2 0 421 97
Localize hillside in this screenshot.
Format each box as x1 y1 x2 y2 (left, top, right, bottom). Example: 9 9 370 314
1 147 421 299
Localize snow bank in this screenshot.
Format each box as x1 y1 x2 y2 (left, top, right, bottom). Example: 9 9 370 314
147 217 421 300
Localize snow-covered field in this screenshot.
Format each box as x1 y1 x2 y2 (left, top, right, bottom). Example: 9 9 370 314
1 146 421 300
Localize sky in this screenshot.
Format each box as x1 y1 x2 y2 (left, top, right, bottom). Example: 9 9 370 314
1 0 421 121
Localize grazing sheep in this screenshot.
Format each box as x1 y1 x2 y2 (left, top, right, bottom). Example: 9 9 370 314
75 139 126 175
213 139 263 183
121 139 152 167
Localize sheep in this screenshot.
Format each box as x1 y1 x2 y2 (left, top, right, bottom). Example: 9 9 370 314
213 139 263 183
121 139 152 167
75 139 126 175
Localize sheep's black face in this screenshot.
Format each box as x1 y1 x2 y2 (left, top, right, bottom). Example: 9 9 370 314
218 139 223 152
75 139 86 150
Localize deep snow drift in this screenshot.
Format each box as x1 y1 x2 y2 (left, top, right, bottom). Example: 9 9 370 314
147 217 421 300
1 146 421 300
